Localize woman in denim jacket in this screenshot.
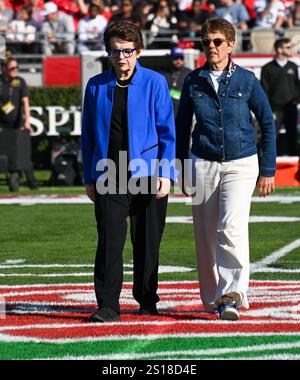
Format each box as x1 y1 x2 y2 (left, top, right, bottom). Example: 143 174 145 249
176 18 276 321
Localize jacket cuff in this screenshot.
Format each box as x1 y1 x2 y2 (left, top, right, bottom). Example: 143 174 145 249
259 167 276 177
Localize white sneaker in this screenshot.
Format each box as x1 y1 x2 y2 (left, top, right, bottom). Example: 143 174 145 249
218 303 240 321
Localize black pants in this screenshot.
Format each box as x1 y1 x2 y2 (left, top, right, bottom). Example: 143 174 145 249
94 189 168 314
275 103 299 156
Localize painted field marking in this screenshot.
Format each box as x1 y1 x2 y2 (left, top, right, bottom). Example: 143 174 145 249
43 341 300 360
0 281 300 342
251 238 300 274
168 196 300 204
42 353 300 360
166 216 300 223
0 296 5 320
0 194 300 205
0 264 194 277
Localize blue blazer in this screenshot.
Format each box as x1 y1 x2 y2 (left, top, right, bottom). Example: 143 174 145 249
81 61 176 184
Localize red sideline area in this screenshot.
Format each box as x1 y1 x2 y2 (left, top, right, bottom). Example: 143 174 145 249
44 57 81 86
276 157 300 186
43 54 275 86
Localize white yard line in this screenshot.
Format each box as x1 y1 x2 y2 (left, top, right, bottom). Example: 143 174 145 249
0 194 300 205
37 341 300 360
251 238 300 273
0 331 299 344
166 216 300 223
252 268 300 273
0 264 194 277
0 280 296 288
168 196 300 204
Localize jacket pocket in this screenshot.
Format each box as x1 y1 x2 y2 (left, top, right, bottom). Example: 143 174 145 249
140 143 159 154
228 90 249 127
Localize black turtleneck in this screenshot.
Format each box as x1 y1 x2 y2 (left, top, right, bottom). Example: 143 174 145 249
107 69 136 179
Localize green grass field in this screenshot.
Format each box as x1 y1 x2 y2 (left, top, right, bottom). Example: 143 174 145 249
0 183 299 361
0 185 299 284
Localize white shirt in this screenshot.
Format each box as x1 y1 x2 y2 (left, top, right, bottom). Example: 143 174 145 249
209 70 224 93
276 58 288 67
254 0 286 27
78 14 107 41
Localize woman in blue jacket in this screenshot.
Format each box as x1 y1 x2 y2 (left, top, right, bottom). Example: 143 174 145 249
176 18 276 321
81 21 176 322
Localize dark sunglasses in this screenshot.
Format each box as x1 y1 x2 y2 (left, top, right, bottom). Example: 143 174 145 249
109 48 136 59
8 66 18 71
201 38 228 47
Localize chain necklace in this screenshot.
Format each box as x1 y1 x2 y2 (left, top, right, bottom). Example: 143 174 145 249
116 81 130 88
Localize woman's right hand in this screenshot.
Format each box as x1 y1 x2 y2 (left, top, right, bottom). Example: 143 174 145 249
85 183 95 203
256 176 275 197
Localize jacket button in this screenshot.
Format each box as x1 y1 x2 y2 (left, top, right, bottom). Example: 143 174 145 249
238 92 242 96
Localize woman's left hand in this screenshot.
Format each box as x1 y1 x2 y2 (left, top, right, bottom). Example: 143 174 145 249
156 177 171 199
256 176 275 197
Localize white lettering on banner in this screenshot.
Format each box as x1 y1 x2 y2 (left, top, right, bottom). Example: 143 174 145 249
29 106 82 137
30 107 44 136
69 106 82 136
47 106 70 136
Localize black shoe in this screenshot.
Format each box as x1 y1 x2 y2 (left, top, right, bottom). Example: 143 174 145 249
90 308 120 322
28 181 39 190
8 173 20 192
138 305 159 316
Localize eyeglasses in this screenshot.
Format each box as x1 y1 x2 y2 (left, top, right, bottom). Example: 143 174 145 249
8 66 18 71
201 38 228 47
109 48 136 58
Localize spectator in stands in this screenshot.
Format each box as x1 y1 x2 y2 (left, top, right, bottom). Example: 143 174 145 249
132 1 153 29
176 0 216 11
41 1 75 55
288 0 300 26
77 3 107 53
254 0 286 28
242 0 257 27
81 21 175 322
146 0 178 48
0 0 13 33
0 53 38 191
261 38 300 156
176 18 276 321
162 45 192 116
89 0 112 21
49 0 88 30
177 0 214 34
215 0 250 30
27 0 45 27
6 5 40 54
109 0 142 26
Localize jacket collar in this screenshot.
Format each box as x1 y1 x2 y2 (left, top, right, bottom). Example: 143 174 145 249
198 59 237 82
107 60 141 88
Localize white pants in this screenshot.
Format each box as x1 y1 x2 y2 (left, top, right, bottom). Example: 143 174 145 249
190 153 259 311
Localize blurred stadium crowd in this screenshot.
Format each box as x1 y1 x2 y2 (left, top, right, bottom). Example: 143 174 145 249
1 0 300 55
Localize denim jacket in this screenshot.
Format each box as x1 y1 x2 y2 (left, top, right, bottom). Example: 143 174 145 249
176 62 276 177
